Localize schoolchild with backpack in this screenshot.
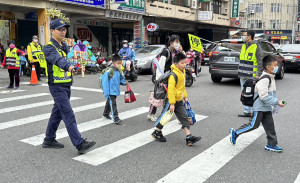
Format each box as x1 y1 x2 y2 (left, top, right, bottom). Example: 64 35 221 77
100 54 127 124
152 53 201 146
230 55 286 152
148 35 183 122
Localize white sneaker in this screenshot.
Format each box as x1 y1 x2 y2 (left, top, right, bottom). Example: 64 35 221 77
147 114 157 122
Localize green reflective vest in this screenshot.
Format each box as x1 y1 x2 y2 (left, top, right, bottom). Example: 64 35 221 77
5 48 20 68
46 42 72 84
239 44 258 78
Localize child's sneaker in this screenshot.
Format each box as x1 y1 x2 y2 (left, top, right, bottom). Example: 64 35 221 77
152 130 166 142
264 144 283 153
186 135 201 146
229 128 238 145
102 114 112 120
114 118 122 124
147 114 157 122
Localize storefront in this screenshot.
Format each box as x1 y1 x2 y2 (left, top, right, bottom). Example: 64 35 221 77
260 30 292 44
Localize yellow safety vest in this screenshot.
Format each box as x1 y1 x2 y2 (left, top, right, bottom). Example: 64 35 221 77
46 42 72 84
29 42 42 61
239 44 258 78
5 48 20 68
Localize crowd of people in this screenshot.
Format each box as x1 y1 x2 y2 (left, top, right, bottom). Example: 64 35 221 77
0 19 286 155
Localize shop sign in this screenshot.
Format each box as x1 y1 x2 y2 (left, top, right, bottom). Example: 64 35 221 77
105 10 142 21
147 23 159 32
72 19 109 27
271 36 280 40
134 20 148 49
231 0 239 18
118 0 145 14
265 30 292 36
281 36 287 40
58 0 104 7
198 11 213 21
233 20 241 27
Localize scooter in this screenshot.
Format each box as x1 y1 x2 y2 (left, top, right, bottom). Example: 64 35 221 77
123 59 138 82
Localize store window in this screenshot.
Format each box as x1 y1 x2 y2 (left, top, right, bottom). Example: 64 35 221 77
212 0 221 14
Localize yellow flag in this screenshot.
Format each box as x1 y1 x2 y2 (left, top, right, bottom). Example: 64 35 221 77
188 34 203 53
34 52 47 68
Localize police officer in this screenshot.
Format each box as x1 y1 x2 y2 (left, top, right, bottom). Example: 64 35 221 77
27 35 42 81
42 19 96 154
219 30 264 118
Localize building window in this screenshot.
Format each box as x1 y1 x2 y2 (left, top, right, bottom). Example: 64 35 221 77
270 20 281 29
286 20 289 29
247 3 263 14
212 0 221 14
271 3 282 12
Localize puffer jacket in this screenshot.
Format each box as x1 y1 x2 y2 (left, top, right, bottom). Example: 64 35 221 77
253 71 278 111
167 64 188 105
101 66 126 99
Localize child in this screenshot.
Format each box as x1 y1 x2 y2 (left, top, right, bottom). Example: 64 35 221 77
1 41 25 89
101 54 126 124
152 53 201 146
229 55 286 152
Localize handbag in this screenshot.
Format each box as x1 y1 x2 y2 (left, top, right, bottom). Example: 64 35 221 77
185 101 196 125
124 83 136 103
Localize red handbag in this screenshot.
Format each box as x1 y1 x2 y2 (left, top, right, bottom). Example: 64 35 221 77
124 83 136 103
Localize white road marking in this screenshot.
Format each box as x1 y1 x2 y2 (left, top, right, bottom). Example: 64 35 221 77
73 114 208 166
0 93 50 103
0 90 26 94
294 172 300 183
0 97 81 114
20 107 149 146
156 127 265 183
0 101 106 130
20 82 139 95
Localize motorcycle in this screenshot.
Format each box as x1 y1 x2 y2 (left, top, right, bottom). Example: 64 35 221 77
186 51 201 77
123 59 138 81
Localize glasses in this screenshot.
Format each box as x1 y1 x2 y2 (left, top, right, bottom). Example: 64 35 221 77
55 27 67 32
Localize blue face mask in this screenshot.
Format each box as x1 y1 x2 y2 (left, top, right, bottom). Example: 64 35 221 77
272 66 278 74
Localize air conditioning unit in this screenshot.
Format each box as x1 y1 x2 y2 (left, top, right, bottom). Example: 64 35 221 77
250 10 255 14
190 0 197 9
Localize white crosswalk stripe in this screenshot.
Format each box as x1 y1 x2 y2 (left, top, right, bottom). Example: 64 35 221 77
0 93 50 103
72 114 208 166
20 107 149 146
0 89 26 94
156 127 265 183
0 97 81 114
0 101 106 130
295 172 300 183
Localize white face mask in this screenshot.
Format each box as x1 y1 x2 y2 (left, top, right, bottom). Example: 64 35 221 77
129 45 133 49
173 43 180 50
241 36 246 42
123 44 128 48
33 39 38 43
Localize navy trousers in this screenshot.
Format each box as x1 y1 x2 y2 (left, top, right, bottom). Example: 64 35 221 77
45 85 82 148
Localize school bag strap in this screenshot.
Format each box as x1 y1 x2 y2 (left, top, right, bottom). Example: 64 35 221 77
253 75 271 103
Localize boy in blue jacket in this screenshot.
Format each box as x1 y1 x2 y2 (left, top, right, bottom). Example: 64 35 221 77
229 55 286 152
101 54 126 124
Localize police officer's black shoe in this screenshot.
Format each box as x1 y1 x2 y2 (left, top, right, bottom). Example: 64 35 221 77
78 139 96 154
42 139 64 149
238 112 252 118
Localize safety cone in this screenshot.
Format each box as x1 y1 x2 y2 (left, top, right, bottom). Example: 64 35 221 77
30 65 39 85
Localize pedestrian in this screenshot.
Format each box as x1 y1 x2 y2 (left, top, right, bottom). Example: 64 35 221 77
152 53 201 146
27 35 42 81
0 41 4 64
229 55 286 152
19 45 27 76
147 34 183 122
101 54 126 124
1 41 25 89
42 18 96 154
219 30 264 118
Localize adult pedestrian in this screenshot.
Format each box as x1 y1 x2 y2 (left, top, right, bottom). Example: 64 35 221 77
42 18 96 154
0 41 4 64
27 35 42 81
219 30 264 117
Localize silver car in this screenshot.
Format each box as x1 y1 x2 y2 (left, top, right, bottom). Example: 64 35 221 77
135 45 165 73
278 44 300 70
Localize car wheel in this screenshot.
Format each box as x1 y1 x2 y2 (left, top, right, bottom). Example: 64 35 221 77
211 75 222 83
276 63 284 79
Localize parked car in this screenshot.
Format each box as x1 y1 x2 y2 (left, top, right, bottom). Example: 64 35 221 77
278 44 300 70
135 45 165 73
209 39 285 83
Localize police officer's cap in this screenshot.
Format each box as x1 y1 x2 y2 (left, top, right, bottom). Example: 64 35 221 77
50 18 70 30
32 35 38 40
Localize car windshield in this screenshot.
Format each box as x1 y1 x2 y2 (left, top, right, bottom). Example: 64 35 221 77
136 46 161 54
280 44 300 53
206 44 216 50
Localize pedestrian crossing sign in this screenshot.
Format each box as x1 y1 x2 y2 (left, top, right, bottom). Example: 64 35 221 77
188 34 203 53
34 52 46 68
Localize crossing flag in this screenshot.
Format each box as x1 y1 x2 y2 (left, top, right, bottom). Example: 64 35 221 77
188 34 203 53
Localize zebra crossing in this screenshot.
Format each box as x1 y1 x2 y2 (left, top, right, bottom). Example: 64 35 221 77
0 87 295 183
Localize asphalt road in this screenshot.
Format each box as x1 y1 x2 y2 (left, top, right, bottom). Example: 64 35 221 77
0 66 299 183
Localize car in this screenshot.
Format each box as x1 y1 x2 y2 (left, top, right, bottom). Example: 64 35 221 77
202 43 215 65
277 44 300 70
209 39 285 83
135 45 165 73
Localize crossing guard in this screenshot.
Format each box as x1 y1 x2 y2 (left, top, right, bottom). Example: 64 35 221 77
42 18 96 154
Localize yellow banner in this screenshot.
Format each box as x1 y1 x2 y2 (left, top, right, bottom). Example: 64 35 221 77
188 34 203 53
34 52 47 68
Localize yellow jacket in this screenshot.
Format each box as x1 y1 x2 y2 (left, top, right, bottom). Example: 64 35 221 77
27 42 42 63
168 64 188 105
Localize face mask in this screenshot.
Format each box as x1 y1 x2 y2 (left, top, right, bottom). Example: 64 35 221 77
9 44 15 49
241 36 246 42
129 46 133 49
173 43 180 50
33 39 38 43
123 44 128 48
272 66 278 74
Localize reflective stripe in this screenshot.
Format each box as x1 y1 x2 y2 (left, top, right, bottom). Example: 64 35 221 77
236 112 258 135
5 48 20 68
